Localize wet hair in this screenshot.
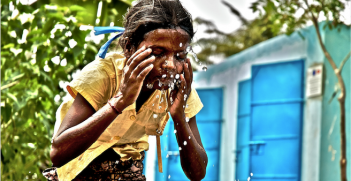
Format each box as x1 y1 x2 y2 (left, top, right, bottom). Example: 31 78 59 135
118 0 194 58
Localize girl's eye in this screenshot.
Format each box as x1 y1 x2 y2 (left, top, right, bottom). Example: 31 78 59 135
152 51 164 57
176 52 187 61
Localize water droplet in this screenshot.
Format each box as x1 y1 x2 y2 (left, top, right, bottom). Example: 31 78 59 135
202 66 207 71
174 130 177 134
179 147 182 150
166 154 169 158
170 97 173 102
176 53 179 57
153 114 158 118
159 81 162 87
183 141 187 145
170 74 174 78
184 86 186 89
247 177 250 181
189 136 191 139
199 62 202 65
159 106 162 109
147 83 153 89
160 97 164 103
182 90 184 93
186 46 191 52
183 105 185 108
250 173 253 176
185 117 189 122
184 94 187 101
156 95 159 98
152 103 155 106
186 104 189 108
162 74 167 78
175 74 180 79
115 160 119 164
179 43 183 47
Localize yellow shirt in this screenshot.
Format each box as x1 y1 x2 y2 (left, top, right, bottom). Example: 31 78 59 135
53 52 203 181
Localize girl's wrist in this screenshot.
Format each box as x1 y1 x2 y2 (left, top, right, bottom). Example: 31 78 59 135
109 95 127 114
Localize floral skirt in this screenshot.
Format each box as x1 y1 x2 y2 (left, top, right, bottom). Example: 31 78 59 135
42 149 146 181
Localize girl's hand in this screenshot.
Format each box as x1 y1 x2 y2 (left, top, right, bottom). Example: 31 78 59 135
168 58 193 121
115 46 155 111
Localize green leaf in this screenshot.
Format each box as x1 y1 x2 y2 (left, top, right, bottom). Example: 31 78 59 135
6 92 18 103
3 43 15 49
69 5 86 12
41 85 53 97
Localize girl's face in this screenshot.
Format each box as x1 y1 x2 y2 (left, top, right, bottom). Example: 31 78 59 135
136 28 190 90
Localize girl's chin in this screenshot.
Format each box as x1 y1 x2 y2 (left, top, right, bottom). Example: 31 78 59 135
145 78 174 90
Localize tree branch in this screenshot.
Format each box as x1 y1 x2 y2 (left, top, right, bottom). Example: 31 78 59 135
302 1 347 181
339 51 351 73
1 81 20 91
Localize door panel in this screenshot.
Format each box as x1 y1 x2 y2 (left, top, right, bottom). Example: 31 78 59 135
250 60 304 181
235 80 251 180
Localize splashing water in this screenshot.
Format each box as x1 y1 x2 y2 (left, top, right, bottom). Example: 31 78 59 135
175 74 180 79
189 136 191 139
166 154 169 158
153 114 158 118
168 175 171 179
184 94 187 101
185 117 189 122
147 83 153 89
183 141 187 145
174 130 177 134
179 147 182 151
179 42 183 47
170 74 174 78
162 74 167 78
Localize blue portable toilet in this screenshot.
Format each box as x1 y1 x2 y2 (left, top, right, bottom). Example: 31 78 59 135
144 22 350 181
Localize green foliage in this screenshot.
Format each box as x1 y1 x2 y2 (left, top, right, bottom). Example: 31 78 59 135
193 1 277 65
250 0 348 36
1 0 133 180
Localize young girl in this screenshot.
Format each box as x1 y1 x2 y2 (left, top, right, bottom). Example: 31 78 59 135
43 0 208 180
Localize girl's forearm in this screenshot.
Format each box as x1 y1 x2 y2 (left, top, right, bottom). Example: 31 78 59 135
173 116 208 181
50 103 120 167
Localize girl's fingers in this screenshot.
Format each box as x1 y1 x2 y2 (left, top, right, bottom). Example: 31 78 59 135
176 74 187 104
183 63 191 90
186 58 193 84
132 56 155 79
126 45 146 66
124 48 152 79
137 64 154 81
129 48 152 71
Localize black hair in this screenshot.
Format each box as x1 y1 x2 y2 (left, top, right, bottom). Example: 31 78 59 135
118 0 194 58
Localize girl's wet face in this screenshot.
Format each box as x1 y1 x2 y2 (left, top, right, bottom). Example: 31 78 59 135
136 28 190 90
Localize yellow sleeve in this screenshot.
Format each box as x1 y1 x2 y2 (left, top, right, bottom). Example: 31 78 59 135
67 58 116 111
184 88 203 118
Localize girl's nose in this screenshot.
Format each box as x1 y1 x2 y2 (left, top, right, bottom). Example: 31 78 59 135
163 56 176 70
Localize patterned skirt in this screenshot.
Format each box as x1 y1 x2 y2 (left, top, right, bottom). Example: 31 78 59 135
42 149 146 181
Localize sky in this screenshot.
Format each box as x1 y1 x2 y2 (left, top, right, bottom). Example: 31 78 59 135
181 0 351 41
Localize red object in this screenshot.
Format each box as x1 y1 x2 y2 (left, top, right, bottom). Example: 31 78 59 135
108 94 123 114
